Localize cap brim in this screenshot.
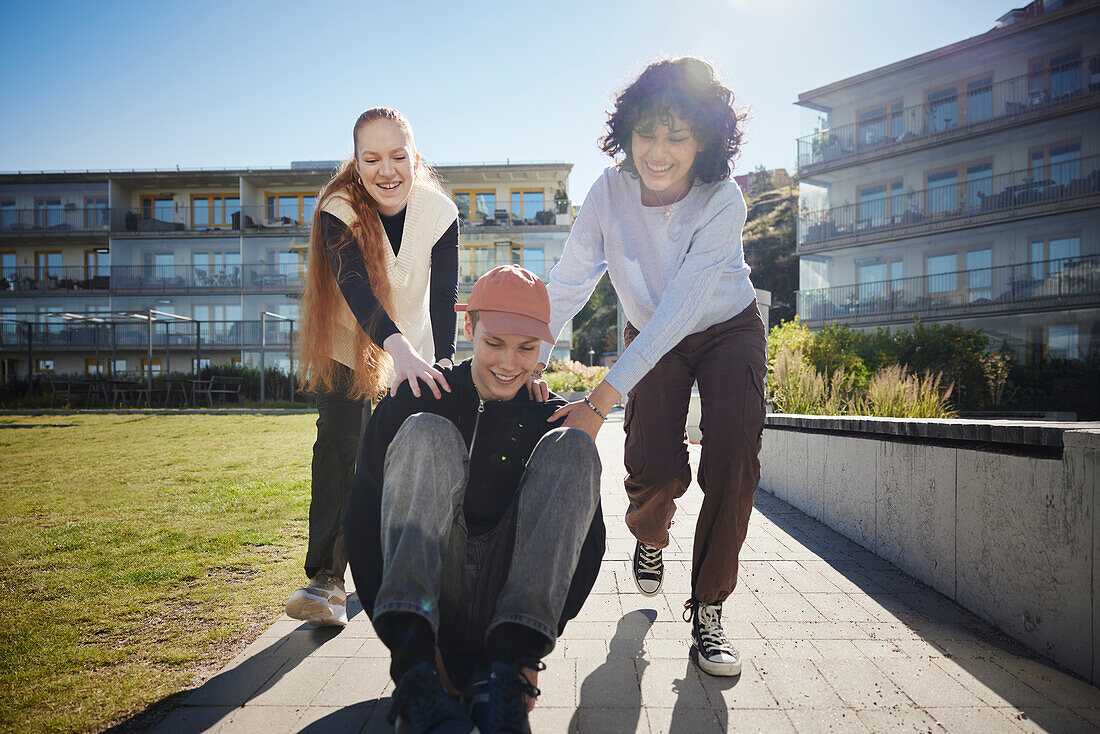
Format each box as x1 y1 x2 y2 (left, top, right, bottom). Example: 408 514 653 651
476 310 555 345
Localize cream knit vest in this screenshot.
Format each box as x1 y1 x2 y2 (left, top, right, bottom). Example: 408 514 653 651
321 184 458 367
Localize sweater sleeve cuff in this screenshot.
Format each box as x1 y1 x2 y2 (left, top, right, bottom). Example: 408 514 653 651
603 353 651 397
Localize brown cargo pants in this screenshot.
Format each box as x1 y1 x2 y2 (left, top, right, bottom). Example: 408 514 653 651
622 300 767 604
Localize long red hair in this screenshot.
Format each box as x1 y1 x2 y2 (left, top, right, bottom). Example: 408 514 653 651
298 107 441 400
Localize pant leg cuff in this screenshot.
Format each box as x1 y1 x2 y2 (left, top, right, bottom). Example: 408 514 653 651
373 601 440 637
486 614 557 655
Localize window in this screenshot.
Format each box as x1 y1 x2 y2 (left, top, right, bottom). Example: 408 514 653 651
523 247 545 277
140 358 163 374
926 253 957 294
35 198 62 228
1049 143 1081 187
191 195 240 230
37 359 54 372
1030 235 1080 278
110 359 127 374
965 248 991 301
965 77 993 122
84 197 109 229
1047 325 1079 360
858 261 888 300
964 162 992 211
266 249 306 279
926 169 959 215
510 190 545 222
35 251 62 281
192 357 210 372
141 196 174 222
265 193 316 224
85 358 104 375
857 180 903 227
927 87 958 132
193 304 242 339
0 200 14 230
84 249 109 278
857 100 903 147
453 190 496 224
143 252 175 280
1030 50 1082 103
1 252 15 287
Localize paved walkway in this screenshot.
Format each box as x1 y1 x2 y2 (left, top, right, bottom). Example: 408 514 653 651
152 412 1100 733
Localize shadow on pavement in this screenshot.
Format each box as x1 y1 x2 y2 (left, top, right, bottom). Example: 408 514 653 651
106 612 350 733
571 609 656 732
752 491 1100 730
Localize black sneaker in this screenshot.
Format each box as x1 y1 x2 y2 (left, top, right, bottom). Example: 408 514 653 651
684 599 742 677
632 540 663 596
388 662 476 734
463 660 543 734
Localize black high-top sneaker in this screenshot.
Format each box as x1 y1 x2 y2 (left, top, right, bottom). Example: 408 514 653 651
632 540 664 596
684 599 742 677
463 660 543 734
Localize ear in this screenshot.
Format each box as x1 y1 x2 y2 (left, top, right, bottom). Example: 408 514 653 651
463 313 473 341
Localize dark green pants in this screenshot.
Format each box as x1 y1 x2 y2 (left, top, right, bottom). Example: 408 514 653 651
305 361 371 580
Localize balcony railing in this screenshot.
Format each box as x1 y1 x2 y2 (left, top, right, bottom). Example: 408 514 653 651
0 263 304 295
797 54 1100 173
0 319 296 350
798 154 1100 251
1 207 110 235
798 255 1100 323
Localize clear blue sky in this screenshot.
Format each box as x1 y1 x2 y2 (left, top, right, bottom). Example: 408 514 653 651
1 0 1017 198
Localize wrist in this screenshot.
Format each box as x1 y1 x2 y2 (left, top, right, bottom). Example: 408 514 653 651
583 395 607 420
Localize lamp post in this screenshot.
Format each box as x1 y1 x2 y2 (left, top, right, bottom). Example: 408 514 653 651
588 348 595 366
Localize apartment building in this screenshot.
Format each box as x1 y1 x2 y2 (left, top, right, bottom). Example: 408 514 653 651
795 0 1100 364
0 160 574 379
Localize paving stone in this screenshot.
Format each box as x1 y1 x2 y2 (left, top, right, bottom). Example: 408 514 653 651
814 659 912 709
805 592 881 623
770 560 845 594
310 658 390 707
150 706 233 734
289 702 375 733
856 706 948 733
809 639 867 660
527 706 579 734
785 708 872 733
644 706 726 733
770 639 823 659
638 659 710 709
245 657 341 706
538 657 578 709
1013 708 1100 734
992 656 1100 709
575 706 653 733
877 658 990 708
696 661 780 710
759 593 828 622
932 657 1055 708
211 704 302 733
924 706 1027 733
755 659 845 709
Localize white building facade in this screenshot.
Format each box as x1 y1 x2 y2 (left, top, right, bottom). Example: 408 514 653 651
795 0 1100 364
0 161 574 379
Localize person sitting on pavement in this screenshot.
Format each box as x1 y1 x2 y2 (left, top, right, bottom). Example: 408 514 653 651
343 265 606 734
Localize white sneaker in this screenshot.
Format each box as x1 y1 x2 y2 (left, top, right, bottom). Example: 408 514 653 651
285 572 348 627
685 600 741 677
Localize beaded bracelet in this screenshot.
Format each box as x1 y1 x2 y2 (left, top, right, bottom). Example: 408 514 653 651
583 395 607 420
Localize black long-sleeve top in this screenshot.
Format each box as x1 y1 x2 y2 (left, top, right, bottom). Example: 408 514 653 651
321 209 459 362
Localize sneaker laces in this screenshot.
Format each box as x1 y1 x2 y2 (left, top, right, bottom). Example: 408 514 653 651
490 660 544 729
684 599 735 655
637 543 662 574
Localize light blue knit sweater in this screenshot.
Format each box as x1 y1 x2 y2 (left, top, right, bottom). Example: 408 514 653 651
540 166 757 395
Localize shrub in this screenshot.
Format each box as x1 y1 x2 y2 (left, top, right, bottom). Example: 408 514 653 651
856 365 956 419
543 359 608 393
769 345 824 414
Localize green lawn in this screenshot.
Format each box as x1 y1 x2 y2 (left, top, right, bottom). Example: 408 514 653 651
0 414 318 734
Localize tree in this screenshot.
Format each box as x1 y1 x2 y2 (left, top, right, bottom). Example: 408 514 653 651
570 274 619 364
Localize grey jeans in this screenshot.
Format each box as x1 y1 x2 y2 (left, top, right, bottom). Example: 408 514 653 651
374 412 601 656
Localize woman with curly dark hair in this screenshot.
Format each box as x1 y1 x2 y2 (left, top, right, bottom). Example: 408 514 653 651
542 57 764 678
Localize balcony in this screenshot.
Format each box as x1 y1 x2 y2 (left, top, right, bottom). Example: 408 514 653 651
797 54 1100 176
798 154 1100 253
798 255 1100 325
0 319 295 351
113 206 312 236
0 263 302 296
0 207 110 236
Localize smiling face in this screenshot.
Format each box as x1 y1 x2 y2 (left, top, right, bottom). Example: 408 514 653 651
465 317 541 401
630 111 704 205
354 118 417 216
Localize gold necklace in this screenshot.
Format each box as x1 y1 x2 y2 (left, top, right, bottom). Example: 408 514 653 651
652 178 689 219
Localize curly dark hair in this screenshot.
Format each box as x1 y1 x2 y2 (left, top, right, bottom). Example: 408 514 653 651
599 57 747 184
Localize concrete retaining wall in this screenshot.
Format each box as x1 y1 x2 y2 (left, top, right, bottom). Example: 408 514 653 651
757 416 1100 683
